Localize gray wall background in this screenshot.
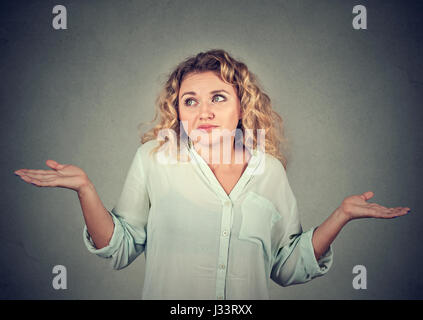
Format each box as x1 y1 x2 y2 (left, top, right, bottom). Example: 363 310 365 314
1 0 422 299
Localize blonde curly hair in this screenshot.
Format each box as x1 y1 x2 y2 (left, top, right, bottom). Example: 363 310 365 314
139 49 290 169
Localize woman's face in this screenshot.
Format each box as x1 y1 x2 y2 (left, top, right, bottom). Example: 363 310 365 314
178 71 242 147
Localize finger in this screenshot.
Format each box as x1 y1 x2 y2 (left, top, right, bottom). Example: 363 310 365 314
392 206 410 211
20 174 58 181
17 172 58 181
378 207 410 219
356 203 389 212
15 169 57 176
354 205 400 219
19 174 58 187
360 191 374 201
367 203 389 210
19 174 39 186
14 169 28 174
46 160 65 170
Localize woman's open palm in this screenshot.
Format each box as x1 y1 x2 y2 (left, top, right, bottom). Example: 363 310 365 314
340 191 410 221
14 160 89 193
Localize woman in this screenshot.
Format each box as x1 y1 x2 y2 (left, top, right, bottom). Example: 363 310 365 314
14 49 410 300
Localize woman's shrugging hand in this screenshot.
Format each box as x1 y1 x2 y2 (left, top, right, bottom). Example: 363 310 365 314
338 191 411 221
14 160 91 193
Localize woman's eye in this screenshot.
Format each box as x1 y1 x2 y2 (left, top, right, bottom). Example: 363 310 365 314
212 95 225 103
183 95 225 107
184 98 196 107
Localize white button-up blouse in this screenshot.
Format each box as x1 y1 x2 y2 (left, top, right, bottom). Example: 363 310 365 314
83 137 333 299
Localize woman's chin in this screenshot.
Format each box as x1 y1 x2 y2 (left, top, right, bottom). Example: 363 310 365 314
192 139 219 148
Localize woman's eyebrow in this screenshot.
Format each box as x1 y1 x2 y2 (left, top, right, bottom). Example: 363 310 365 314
210 89 230 95
180 89 230 98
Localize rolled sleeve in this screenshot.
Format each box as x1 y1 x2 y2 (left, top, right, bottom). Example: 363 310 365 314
270 227 334 287
298 226 333 278
83 210 125 258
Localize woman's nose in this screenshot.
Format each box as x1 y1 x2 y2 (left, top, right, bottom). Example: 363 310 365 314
199 101 215 120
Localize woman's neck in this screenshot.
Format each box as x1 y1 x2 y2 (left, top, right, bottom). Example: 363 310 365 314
193 138 250 169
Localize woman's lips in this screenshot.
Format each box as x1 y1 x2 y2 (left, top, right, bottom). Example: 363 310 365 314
197 125 219 132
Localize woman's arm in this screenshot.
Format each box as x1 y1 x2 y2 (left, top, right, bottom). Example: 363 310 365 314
312 191 410 260
311 207 349 260
78 180 115 249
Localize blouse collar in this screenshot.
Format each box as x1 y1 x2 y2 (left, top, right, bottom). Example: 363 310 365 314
185 137 265 202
